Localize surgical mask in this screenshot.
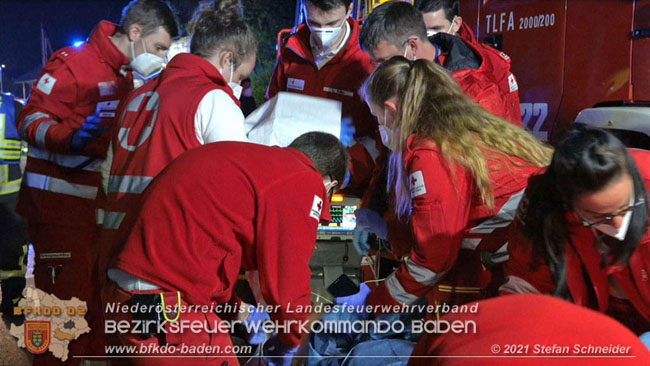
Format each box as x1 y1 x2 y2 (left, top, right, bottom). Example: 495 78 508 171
220 62 243 99
230 83 243 99
594 206 633 241
310 21 345 55
378 110 398 149
427 16 457 37
130 38 165 78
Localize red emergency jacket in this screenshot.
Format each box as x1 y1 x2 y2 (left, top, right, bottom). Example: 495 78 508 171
113 142 331 348
503 149 650 334
367 135 538 311
100 53 239 260
456 22 522 126
432 32 520 126
17 21 132 227
267 18 377 140
360 32 521 210
409 294 650 366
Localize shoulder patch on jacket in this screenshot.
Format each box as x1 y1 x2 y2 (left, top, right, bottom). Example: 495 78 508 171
36 73 57 95
409 170 427 197
508 74 518 93
310 195 323 220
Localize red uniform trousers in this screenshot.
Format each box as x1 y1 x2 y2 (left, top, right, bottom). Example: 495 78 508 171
30 223 104 366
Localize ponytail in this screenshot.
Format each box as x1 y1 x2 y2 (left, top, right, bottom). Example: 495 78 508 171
361 56 552 219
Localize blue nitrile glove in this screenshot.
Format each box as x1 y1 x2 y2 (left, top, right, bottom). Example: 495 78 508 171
641 332 650 350
353 209 388 255
340 117 356 147
245 335 299 366
243 305 271 345
335 283 371 319
71 106 108 152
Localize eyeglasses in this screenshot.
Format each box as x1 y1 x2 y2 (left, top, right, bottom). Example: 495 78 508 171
575 198 645 227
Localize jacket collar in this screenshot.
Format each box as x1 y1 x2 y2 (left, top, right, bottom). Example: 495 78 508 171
456 22 478 45
566 223 650 319
88 21 130 73
162 53 240 107
429 32 482 72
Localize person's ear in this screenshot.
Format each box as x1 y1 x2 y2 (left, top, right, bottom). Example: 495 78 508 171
451 16 463 34
325 180 339 194
346 3 353 18
127 24 142 43
218 51 234 70
384 100 399 116
403 36 421 60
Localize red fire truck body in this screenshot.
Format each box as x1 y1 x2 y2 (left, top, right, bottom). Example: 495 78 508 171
461 0 650 144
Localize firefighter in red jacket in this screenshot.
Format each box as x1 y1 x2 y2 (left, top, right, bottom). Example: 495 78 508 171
359 0 521 127
337 58 551 314
502 127 650 335
414 0 522 126
100 1 256 272
16 1 177 364
267 0 380 195
102 133 349 365
409 294 650 366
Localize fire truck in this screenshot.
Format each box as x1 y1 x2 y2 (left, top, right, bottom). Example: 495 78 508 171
281 0 650 146
461 0 650 145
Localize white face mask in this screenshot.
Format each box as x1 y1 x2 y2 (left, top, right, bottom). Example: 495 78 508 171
130 38 165 78
594 205 634 241
378 125 391 148
427 16 458 37
220 61 243 99
378 110 398 149
309 20 345 55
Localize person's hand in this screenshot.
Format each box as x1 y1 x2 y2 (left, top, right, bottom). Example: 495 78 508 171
340 117 356 147
353 209 388 255
334 283 371 319
71 106 108 152
245 335 299 366
353 226 371 255
243 305 271 345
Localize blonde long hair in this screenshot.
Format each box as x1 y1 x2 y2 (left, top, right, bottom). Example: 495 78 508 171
361 57 553 219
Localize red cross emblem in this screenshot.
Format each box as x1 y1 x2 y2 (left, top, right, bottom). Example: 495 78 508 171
317 201 322 211
411 176 418 186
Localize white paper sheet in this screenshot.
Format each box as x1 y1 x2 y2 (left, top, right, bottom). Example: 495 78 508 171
244 92 342 147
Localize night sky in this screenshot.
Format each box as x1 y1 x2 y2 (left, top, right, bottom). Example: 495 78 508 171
0 1 133 95
0 0 291 97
